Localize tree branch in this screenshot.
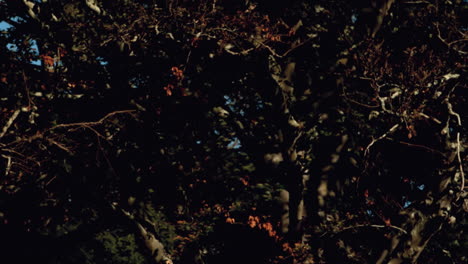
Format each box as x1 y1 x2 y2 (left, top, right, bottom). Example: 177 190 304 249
111 203 173 264
364 124 399 156
22 0 39 20
0 109 21 139
444 98 465 191
51 110 136 130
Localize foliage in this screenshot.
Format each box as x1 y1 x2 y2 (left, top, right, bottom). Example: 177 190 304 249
94 229 148 264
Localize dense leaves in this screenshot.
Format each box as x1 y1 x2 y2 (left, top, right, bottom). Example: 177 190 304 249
0 0 466 263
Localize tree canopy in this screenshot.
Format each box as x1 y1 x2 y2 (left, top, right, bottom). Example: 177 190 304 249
0 0 466 263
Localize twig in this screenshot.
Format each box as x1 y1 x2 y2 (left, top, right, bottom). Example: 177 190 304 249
388 139 444 156
402 1 430 3
416 112 442 124
22 71 33 110
1 110 135 148
290 130 303 149
456 133 465 190
342 89 380 108
47 138 74 155
445 98 465 191
1 154 12 176
0 109 21 139
281 37 314 58
0 132 43 148
97 137 118 178
256 36 314 58
2 148 41 166
51 110 136 129
341 224 407 235
365 124 400 156
445 99 461 127
435 23 468 55
83 125 106 139
322 223 408 238
224 47 254 56
45 176 56 186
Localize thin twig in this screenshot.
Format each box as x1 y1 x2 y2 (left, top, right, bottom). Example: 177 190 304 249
342 92 380 108
456 132 464 190
83 125 106 139
416 112 442 124
388 139 445 156
1 110 135 148
365 124 400 156
435 23 468 55
402 1 430 4
445 98 465 191
22 71 33 109
0 109 21 139
342 224 407 235
1 154 12 176
322 223 408 238
45 176 56 186
47 138 74 155
51 110 136 129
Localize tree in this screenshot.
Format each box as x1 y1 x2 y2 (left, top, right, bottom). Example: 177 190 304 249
0 0 466 263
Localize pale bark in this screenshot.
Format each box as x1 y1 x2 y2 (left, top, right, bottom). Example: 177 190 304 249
111 203 173 264
136 222 173 264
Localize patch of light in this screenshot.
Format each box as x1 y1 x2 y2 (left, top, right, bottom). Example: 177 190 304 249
227 137 241 149
30 59 42 66
224 95 236 112
0 21 13 30
6 43 17 52
30 39 39 55
96 56 108 65
29 39 42 65
10 16 26 23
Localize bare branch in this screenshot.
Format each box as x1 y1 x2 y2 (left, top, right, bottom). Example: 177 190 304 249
445 98 465 191
338 224 408 235
436 23 468 55
1 154 12 176
0 109 21 139
47 139 74 155
391 140 444 156
402 1 430 3
416 112 442 124
111 203 173 264
51 110 136 130
365 124 399 156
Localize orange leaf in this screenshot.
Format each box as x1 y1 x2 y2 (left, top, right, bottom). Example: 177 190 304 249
163 84 174 96
43 55 55 66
